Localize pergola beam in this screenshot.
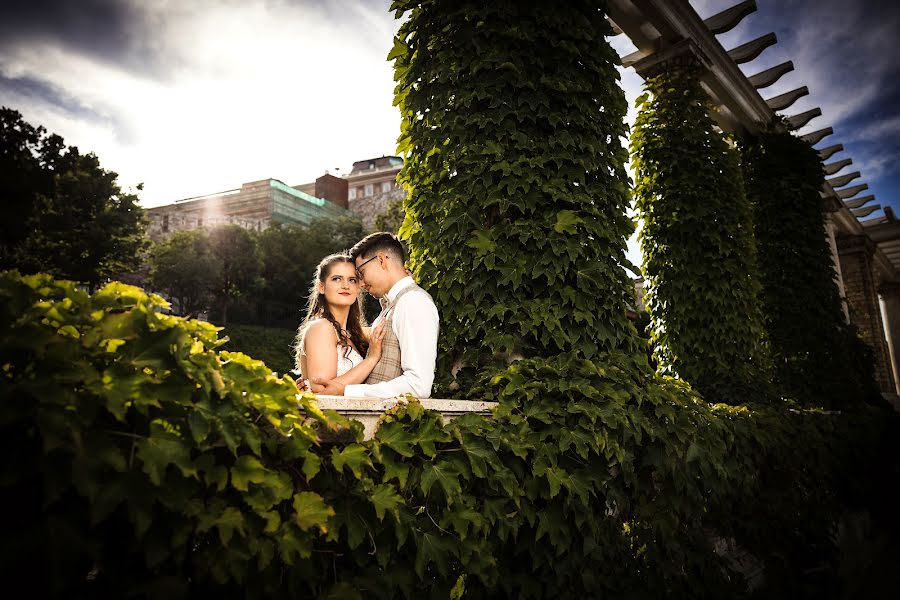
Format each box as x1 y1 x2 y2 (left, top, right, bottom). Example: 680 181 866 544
786 107 822 130
801 127 833 145
765 86 809 111
748 61 794 89
843 194 875 209
839 184 869 199
727 32 777 64
852 205 881 218
824 158 852 175
703 0 757 34
827 171 861 188
818 144 844 161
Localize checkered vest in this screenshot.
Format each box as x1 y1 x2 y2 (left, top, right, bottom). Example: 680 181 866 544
365 282 430 384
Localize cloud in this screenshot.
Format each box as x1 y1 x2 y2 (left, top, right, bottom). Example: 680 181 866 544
0 0 403 206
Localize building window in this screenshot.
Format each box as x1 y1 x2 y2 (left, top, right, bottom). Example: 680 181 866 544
198 217 203 227
349 187 357 200
162 214 169 232
381 181 391 193
364 183 374 197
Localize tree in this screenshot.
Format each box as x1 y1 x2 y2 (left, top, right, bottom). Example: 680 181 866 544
148 229 218 316
208 225 260 326
1 107 147 290
0 107 56 262
255 217 366 327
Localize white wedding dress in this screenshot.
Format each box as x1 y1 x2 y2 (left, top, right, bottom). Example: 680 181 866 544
336 345 364 376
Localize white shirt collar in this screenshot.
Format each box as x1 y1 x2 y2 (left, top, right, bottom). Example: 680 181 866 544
384 276 414 304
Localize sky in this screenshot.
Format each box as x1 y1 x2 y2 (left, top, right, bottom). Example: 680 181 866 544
1 0 898 242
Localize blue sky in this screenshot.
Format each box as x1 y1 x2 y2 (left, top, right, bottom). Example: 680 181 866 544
0 0 897 226
691 0 899 218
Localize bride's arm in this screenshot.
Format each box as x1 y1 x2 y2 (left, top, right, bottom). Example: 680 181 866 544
302 320 340 385
309 321 387 389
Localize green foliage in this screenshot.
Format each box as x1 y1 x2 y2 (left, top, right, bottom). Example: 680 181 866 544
0 107 59 261
149 229 218 315
630 68 773 404
208 225 261 326
740 129 878 408
144 217 364 329
392 0 638 390
220 323 296 375
1 107 147 290
0 271 333 597
254 217 365 327
2 270 897 598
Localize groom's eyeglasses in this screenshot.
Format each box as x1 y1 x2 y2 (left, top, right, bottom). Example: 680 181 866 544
355 255 379 279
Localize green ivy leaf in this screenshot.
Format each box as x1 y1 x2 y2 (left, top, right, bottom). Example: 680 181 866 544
231 455 269 491
414 531 453 578
553 209 583 234
466 230 496 256
331 443 373 479
420 461 462 500
292 491 334 534
302 453 321 482
135 437 195 485
369 483 403 521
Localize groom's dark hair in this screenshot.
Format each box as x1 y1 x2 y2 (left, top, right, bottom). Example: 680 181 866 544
349 232 406 263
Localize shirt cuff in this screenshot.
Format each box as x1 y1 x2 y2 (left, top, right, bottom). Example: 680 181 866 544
344 383 365 397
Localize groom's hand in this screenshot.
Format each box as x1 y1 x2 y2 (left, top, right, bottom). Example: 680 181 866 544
318 381 346 396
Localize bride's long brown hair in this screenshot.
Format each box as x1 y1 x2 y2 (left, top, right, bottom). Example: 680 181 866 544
294 254 369 370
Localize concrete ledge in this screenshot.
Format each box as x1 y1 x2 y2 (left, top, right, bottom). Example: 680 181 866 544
306 395 498 439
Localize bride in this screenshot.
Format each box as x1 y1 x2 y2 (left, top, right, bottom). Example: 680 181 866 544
294 253 385 391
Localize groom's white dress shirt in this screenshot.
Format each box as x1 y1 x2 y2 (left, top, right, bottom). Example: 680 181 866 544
345 276 439 398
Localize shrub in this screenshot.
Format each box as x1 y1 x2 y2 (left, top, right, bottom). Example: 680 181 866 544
3 271 896 599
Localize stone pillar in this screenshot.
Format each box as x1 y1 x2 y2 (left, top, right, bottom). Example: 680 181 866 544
877 281 900 395
837 235 896 393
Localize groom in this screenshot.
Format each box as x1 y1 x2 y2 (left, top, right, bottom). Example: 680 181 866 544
310 232 439 398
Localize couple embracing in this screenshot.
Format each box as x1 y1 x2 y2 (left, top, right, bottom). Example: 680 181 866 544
294 232 439 398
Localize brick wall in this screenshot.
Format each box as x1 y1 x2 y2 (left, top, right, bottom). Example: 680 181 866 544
837 235 895 393
315 174 349 209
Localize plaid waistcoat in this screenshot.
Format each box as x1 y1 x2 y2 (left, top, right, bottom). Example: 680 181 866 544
365 282 428 384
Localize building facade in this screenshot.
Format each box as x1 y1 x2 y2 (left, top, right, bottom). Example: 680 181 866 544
344 156 406 230
146 176 354 240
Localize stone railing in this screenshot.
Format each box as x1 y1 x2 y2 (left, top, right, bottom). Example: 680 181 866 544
310 396 498 439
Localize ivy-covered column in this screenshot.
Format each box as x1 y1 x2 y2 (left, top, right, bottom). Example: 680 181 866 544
392 0 638 390
388 5 759 593
741 130 876 406
630 63 772 404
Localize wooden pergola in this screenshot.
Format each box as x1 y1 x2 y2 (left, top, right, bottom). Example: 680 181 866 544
607 0 900 397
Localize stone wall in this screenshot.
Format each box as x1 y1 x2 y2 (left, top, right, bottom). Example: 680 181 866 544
348 188 406 231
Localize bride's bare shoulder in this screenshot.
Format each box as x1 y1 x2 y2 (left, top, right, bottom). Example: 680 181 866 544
303 319 338 341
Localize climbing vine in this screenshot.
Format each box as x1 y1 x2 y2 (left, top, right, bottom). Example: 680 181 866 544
392 0 638 390
740 127 879 408
3 271 895 598
630 65 773 404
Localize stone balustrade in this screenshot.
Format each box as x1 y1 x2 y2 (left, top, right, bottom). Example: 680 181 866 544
307 395 498 439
